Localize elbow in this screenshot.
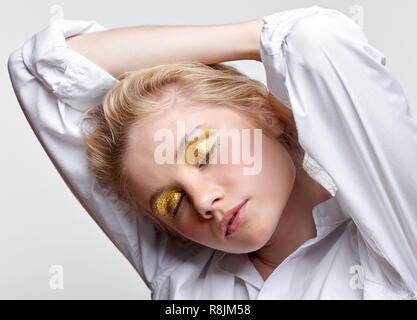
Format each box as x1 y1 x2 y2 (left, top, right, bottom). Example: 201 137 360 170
283 9 368 69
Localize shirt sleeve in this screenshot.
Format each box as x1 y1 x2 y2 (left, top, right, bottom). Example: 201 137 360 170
260 5 417 293
7 18 202 295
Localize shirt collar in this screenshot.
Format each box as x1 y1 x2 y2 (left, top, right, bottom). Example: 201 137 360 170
216 196 350 290
215 251 264 290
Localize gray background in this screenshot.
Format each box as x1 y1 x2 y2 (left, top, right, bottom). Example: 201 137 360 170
2 0 416 299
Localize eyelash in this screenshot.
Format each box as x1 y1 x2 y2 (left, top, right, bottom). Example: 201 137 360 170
198 142 216 168
172 145 214 217
172 140 218 218
172 191 186 218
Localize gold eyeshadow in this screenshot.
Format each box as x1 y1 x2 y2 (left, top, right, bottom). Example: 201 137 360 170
152 127 215 219
184 126 215 166
152 188 184 219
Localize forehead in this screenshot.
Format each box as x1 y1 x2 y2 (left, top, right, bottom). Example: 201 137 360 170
123 103 256 209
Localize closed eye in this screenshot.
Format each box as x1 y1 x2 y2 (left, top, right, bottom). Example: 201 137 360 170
172 191 186 218
198 140 216 168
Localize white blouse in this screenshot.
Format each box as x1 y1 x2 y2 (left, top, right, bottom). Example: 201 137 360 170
8 5 417 299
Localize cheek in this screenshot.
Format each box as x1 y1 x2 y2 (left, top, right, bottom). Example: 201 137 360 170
230 133 296 197
245 136 296 224
174 211 207 240
175 223 213 247
207 133 296 204
260 137 295 194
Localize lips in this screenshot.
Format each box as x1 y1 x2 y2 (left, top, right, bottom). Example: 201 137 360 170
220 200 248 236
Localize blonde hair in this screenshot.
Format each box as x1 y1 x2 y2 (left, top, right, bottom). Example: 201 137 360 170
80 62 305 239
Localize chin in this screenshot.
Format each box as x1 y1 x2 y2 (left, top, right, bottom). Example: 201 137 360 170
224 242 265 255
226 230 274 254
243 221 278 250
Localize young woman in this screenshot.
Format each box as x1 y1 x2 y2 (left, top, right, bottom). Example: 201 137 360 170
8 5 417 299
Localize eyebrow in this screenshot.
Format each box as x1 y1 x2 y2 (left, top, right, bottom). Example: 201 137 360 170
148 123 207 213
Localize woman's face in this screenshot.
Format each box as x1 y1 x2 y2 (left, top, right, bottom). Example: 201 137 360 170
124 102 296 254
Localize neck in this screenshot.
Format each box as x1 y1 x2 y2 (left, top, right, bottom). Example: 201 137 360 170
248 168 332 281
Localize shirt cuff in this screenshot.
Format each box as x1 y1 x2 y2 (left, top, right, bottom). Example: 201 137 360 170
21 19 118 111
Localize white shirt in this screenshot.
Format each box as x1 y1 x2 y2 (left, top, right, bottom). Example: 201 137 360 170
8 5 417 299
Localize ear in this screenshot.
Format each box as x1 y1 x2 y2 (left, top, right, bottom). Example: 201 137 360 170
264 114 285 138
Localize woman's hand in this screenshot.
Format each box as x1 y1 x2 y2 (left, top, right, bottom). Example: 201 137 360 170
66 19 264 79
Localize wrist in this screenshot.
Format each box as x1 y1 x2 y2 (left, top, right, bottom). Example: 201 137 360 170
212 18 264 63
245 19 264 62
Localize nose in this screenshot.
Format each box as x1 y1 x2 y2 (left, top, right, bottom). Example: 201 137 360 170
187 184 224 219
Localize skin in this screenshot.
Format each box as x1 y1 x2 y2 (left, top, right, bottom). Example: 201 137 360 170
124 91 333 281
66 19 264 79
67 17 332 280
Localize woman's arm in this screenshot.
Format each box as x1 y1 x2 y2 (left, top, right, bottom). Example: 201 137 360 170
9 18 223 292
66 19 264 78
260 6 417 295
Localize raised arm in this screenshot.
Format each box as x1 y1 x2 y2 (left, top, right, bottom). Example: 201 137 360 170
8 16 265 298
260 6 417 296
66 19 264 78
